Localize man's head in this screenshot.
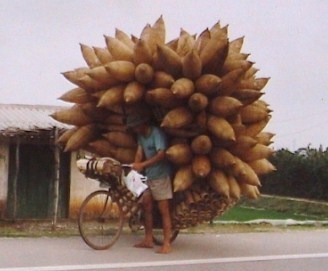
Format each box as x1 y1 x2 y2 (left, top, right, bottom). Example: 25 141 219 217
126 111 150 134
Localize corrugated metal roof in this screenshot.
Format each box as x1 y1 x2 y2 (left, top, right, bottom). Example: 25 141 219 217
0 104 71 135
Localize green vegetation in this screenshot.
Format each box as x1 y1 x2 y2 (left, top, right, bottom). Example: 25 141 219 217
262 146 328 201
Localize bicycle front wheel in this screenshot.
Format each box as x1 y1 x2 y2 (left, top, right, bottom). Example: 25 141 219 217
78 190 124 250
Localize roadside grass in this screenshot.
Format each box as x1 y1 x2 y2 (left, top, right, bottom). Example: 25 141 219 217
1 195 327 237
217 195 328 222
233 194 328 221
218 206 316 222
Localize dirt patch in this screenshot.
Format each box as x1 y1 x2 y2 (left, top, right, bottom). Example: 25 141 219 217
0 220 80 237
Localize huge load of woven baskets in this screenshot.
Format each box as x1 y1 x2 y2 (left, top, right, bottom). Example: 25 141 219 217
52 16 275 228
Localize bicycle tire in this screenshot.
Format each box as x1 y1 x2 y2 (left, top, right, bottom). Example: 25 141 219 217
78 190 124 250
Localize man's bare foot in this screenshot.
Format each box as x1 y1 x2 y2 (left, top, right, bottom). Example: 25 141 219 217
134 241 153 249
156 245 172 254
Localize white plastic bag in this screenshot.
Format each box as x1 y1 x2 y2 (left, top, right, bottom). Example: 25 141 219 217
123 170 148 197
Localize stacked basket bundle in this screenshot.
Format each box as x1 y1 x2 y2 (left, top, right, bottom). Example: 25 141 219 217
52 16 275 226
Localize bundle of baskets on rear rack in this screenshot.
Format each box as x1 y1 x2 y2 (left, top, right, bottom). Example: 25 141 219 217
171 185 236 229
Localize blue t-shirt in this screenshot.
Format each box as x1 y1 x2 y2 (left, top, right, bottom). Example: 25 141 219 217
137 126 172 180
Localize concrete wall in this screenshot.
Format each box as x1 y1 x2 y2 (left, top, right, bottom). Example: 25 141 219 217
69 151 103 218
0 141 9 218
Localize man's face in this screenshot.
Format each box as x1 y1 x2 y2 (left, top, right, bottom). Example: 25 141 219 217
132 125 142 134
132 123 148 135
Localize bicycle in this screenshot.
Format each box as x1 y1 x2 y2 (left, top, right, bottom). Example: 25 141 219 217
77 157 179 250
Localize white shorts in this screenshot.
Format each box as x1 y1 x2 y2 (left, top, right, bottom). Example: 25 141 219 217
145 176 173 201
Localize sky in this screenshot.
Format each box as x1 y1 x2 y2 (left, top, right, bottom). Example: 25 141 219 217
1 0 328 151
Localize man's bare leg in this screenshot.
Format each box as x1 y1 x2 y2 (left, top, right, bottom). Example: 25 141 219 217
134 192 154 248
156 199 172 253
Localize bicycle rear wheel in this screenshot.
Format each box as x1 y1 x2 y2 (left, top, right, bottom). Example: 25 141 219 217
78 190 124 250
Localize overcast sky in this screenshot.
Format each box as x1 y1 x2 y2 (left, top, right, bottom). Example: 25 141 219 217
1 0 328 151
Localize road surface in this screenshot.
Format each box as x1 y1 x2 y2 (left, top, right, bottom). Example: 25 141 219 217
0 230 327 271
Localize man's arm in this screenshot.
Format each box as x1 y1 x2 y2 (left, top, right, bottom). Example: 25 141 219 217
134 145 144 163
132 149 166 172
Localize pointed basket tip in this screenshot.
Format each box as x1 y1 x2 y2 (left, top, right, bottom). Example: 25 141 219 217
124 97 132 103
96 101 103 108
61 71 70 77
64 145 71 152
103 35 111 42
80 43 88 49
155 15 164 22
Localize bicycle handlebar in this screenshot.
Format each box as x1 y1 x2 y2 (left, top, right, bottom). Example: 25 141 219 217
121 164 132 168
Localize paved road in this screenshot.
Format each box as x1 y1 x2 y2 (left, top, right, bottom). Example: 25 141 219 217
0 230 327 271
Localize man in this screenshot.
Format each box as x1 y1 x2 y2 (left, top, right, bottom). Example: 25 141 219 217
126 112 173 254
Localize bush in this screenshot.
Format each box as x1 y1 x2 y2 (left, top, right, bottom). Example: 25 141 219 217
261 146 328 201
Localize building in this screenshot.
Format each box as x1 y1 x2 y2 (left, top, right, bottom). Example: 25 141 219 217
0 104 100 221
